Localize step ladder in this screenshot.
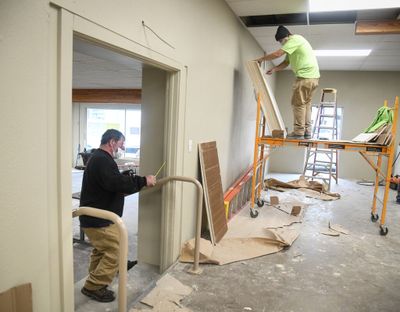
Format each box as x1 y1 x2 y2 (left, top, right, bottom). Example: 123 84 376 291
303 88 339 190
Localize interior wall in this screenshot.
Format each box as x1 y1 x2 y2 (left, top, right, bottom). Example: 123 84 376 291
0 0 267 310
138 66 166 265
270 70 400 180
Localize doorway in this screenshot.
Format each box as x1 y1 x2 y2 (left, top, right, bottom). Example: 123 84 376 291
71 36 169 310
57 10 186 310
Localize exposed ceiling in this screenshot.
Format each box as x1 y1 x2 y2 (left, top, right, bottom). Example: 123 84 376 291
73 2 400 90
73 38 143 89
225 0 400 71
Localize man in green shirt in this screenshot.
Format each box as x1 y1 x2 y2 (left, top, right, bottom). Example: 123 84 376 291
256 25 320 139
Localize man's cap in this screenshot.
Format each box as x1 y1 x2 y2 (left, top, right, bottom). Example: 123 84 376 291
275 25 291 41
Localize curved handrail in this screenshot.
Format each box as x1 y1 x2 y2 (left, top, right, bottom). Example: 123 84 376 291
141 175 203 274
72 207 128 312
71 175 204 312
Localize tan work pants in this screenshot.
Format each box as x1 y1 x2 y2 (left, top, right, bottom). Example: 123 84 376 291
83 224 119 290
291 78 319 135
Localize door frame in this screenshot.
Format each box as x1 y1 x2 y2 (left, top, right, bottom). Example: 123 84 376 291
55 6 186 308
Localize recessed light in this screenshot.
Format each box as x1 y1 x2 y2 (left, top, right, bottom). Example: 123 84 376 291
314 50 372 56
309 0 400 12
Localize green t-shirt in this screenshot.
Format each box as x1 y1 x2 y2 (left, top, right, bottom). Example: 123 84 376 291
282 34 320 79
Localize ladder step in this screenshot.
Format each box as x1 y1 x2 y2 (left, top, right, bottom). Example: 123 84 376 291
319 114 336 117
306 160 336 165
315 126 337 129
307 149 338 153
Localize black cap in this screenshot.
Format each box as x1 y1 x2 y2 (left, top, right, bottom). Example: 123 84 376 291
275 25 291 41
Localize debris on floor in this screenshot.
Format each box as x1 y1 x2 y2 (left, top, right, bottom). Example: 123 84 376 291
129 274 192 312
329 222 350 235
320 222 350 236
320 229 340 236
265 176 341 201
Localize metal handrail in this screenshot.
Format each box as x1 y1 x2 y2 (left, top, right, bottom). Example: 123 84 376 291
72 207 128 312
72 175 203 312
141 175 203 274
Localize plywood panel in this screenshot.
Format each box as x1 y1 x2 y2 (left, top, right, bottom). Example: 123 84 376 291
199 142 228 244
246 61 286 135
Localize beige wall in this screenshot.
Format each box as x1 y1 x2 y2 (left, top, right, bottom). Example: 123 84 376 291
0 0 267 310
138 66 166 265
270 70 400 180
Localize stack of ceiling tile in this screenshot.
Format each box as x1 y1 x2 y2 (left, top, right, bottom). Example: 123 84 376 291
246 60 286 136
352 124 393 145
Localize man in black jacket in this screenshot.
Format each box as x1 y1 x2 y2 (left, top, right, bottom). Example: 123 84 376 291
79 129 156 302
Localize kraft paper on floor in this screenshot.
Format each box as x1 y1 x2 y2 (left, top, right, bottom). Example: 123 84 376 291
130 274 193 312
180 206 300 265
265 177 341 201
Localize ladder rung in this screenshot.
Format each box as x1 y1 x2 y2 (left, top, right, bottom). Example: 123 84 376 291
308 149 337 153
319 114 336 117
307 160 336 164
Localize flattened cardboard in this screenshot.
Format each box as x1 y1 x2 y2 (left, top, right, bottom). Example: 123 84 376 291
0 283 32 312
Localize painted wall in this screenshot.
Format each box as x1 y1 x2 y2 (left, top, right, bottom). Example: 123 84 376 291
0 0 268 310
138 66 166 265
270 70 400 180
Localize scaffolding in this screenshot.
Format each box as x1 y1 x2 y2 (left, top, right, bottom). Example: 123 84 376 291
250 94 399 235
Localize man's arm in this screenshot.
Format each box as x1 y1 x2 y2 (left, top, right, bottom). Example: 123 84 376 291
266 60 289 75
255 49 285 63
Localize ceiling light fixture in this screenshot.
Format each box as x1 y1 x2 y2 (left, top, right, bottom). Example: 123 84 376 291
309 0 400 12
314 49 372 56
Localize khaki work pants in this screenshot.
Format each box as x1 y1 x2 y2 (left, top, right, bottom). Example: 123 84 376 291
291 78 319 135
83 224 120 290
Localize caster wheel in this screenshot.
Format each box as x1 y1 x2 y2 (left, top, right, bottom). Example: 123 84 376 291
250 209 259 218
371 213 379 222
256 199 264 208
380 226 388 236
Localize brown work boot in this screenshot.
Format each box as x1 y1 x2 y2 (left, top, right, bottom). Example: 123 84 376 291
81 286 115 302
286 132 304 139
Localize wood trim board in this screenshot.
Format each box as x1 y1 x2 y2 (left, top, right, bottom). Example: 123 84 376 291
355 20 400 35
246 61 286 136
198 141 228 244
72 89 141 103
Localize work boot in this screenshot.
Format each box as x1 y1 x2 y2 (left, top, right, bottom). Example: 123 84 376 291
127 260 138 271
81 286 115 302
286 132 304 139
304 133 312 139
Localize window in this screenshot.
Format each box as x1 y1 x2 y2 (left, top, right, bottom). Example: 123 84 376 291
85 105 141 158
310 106 343 139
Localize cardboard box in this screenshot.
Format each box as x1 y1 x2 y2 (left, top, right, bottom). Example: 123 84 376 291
0 283 32 312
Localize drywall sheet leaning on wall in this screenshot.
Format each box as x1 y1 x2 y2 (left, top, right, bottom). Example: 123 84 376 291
246 61 286 136
199 142 228 244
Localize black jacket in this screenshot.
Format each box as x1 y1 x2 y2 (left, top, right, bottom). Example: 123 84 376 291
79 148 147 228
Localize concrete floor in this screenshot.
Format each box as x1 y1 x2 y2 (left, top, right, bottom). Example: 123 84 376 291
168 174 400 312
73 172 400 312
